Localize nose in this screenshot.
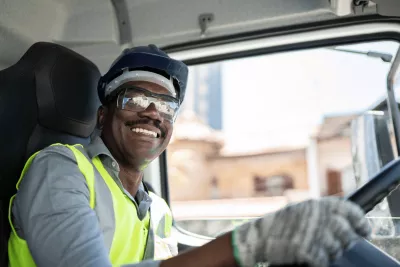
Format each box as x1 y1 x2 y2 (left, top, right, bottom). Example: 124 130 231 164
137 102 163 123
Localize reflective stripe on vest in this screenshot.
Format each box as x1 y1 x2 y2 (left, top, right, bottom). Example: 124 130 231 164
8 144 175 267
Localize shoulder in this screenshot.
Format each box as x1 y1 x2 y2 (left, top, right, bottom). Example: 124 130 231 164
35 144 85 160
12 144 92 231
22 144 93 190
13 144 92 223
17 143 91 202
150 193 171 215
29 144 76 164
28 144 93 169
149 192 166 204
18 143 90 192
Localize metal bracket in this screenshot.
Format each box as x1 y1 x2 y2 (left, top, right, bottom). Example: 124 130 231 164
353 0 370 14
198 13 215 38
386 46 400 155
385 45 400 234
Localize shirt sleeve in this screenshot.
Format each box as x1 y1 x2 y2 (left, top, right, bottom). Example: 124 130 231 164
11 145 163 267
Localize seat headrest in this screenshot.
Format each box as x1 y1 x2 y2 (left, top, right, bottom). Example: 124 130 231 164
21 42 101 136
0 42 101 198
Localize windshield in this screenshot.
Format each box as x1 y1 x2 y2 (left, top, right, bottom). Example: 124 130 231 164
166 40 400 259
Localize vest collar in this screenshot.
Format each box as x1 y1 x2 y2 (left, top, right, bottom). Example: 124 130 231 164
86 136 115 160
86 136 153 218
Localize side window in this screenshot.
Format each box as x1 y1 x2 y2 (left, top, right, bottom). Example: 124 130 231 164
167 41 400 247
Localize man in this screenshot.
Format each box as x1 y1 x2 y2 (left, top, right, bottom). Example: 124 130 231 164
8 44 370 267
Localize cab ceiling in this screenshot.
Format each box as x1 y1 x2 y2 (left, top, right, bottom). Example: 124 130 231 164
0 0 388 72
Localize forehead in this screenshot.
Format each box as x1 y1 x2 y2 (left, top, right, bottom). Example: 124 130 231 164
122 81 172 95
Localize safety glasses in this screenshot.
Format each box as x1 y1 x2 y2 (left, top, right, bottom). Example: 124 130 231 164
116 87 180 122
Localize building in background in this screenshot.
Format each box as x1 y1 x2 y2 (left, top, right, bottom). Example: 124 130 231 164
168 100 395 208
182 63 223 130
168 110 309 202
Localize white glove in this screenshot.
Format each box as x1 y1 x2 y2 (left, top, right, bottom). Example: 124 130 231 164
232 197 371 267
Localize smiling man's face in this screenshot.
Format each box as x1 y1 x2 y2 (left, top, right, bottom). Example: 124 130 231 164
99 80 174 170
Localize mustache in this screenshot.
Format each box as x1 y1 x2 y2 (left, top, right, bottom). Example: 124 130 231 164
125 119 165 136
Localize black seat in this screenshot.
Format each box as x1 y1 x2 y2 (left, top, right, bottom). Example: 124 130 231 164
0 42 101 264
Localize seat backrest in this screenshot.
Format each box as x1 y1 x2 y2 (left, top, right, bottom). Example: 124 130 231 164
0 42 101 264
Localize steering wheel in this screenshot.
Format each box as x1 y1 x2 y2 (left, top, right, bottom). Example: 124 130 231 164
270 158 400 267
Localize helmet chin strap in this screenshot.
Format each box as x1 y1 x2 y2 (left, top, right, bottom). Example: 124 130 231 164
105 70 176 98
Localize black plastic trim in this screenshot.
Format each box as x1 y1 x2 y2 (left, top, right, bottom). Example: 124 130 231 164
161 15 399 54
159 151 170 205
182 31 400 66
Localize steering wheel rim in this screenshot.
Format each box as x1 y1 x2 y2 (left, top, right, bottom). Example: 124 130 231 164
268 158 400 267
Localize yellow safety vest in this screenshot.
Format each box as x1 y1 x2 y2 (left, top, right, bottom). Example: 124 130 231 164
8 144 174 267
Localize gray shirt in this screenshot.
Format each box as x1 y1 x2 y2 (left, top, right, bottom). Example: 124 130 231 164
11 137 162 267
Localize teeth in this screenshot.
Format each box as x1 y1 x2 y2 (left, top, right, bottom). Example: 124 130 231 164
131 127 157 137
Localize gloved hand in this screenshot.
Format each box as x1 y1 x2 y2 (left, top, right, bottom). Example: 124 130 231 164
232 197 371 267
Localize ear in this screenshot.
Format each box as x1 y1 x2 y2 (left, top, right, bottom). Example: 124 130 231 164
98 105 108 129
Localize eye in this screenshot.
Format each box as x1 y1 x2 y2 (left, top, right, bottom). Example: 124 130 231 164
134 96 149 107
165 107 172 115
156 102 167 112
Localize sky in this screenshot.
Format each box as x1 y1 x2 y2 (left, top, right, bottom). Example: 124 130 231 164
215 40 400 153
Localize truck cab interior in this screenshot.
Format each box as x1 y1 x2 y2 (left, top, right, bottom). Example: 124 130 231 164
2 0 400 266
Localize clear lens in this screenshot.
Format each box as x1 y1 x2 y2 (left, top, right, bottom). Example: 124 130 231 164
117 88 179 121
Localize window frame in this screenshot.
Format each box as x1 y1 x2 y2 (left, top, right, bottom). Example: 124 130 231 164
157 20 400 248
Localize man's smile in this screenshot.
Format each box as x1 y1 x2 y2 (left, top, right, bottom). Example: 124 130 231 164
126 122 162 139
130 127 159 138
